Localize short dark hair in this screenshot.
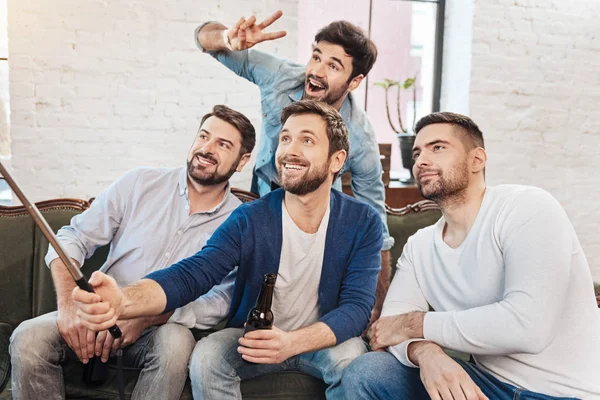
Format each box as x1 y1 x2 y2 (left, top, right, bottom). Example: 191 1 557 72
200 105 256 155
415 112 485 150
314 21 378 81
280 100 350 181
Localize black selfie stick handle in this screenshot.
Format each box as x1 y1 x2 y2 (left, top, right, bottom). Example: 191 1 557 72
75 277 122 339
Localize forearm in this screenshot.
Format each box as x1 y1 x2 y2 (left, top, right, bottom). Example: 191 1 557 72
120 279 168 320
288 322 337 356
373 250 392 316
50 258 80 306
408 340 445 367
197 22 229 52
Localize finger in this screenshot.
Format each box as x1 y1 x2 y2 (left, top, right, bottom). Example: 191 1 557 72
101 333 114 362
234 17 246 30
240 15 256 30
72 287 101 304
75 301 112 317
238 346 277 360
449 382 467 400
260 30 287 42
79 314 118 332
86 328 96 359
257 10 283 29
67 330 83 362
240 353 275 364
244 329 277 340
78 327 88 363
111 335 122 351
438 386 454 400
95 330 108 356
239 337 278 350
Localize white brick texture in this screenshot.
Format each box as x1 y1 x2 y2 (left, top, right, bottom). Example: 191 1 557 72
7 0 298 198
469 0 600 279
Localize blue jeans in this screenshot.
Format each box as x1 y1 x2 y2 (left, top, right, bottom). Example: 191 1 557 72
9 311 195 400
342 352 579 400
189 327 367 400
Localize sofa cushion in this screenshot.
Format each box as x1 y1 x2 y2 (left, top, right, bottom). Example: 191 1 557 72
0 213 34 328
0 323 12 392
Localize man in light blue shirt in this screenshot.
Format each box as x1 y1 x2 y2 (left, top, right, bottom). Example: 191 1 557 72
195 11 394 320
9 105 255 400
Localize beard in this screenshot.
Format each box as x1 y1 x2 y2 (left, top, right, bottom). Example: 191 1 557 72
187 152 239 186
277 155 331 196
302 74 349 106
417 159 470 203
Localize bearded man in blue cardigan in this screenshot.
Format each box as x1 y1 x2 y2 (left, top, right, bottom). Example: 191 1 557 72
72 100 383 400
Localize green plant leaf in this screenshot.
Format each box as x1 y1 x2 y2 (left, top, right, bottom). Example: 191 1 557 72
402 77 416 89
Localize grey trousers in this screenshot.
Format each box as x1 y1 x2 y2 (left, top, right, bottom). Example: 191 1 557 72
9 311 195 400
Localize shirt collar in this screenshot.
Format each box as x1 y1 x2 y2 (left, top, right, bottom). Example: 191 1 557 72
288 85 353 122
178 167 233 215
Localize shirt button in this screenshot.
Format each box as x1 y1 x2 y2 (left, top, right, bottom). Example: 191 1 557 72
165 252 171 258
185 205 190 210
177 230 182 235
263 113 267 117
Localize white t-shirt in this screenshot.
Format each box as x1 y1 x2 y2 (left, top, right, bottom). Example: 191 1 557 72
271 201 330 332
384 185 600 399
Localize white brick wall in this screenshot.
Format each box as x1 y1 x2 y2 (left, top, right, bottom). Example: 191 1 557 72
7 0 297 198
468 0 600 279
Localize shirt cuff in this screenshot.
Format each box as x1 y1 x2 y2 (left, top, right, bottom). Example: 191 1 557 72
194 22 215 52
382 235 395 251
45 242 86 269
423 311 447 347
387 338 427 368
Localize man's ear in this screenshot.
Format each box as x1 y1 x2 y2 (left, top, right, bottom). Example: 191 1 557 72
329 150 347 175
236 153 252 172
348 74 364 92
471 147 487 173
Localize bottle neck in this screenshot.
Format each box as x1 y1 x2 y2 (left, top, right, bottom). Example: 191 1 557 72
256 283 275 312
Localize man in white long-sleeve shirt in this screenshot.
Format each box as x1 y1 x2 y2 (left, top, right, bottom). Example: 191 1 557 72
342 112 600 400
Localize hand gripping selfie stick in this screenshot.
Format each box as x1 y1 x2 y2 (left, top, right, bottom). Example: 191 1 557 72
0 161 124 397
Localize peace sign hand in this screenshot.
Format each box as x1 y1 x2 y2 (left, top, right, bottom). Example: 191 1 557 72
227 10 287 51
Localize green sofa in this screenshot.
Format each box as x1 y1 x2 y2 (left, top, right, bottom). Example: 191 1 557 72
0 191 446 399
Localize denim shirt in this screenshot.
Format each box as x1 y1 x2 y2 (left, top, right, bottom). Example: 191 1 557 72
194 26 393 250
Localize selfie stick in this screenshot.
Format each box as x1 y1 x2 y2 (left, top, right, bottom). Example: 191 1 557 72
0 161 122 340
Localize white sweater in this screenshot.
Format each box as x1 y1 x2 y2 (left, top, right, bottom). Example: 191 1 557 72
383 185 600 399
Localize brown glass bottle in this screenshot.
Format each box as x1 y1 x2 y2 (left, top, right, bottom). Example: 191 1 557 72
244 273 276 334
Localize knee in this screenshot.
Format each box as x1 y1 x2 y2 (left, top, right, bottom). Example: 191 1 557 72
189 330 240 382
342 352 394 393
150 324 195 370
9 317 59 367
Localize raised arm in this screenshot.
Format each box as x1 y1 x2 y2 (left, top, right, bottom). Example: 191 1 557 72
196 11 286 52
194 12 290 87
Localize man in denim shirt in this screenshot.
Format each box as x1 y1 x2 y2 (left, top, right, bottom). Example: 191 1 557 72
194 11 394 320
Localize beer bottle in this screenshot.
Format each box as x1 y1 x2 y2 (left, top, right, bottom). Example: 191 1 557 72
244 273 276 334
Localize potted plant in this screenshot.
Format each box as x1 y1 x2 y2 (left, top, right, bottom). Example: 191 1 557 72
374 75 417 183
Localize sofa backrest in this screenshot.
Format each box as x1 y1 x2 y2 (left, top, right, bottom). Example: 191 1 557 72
386 200 442 273
0 190 442 330
0 198 108 328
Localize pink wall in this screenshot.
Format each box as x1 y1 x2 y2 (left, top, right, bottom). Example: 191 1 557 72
296 0 424 172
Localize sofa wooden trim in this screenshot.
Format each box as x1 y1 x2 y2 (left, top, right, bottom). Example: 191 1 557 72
0 198 92 217
385 199 440 216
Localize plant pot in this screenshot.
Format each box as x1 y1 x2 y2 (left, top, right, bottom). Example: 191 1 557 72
397 133 416 184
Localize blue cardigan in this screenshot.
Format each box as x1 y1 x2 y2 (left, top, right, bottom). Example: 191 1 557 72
147 189 383 343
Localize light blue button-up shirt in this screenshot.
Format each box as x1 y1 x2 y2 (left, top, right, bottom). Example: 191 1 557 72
195 27 393 250
46 167 236 329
